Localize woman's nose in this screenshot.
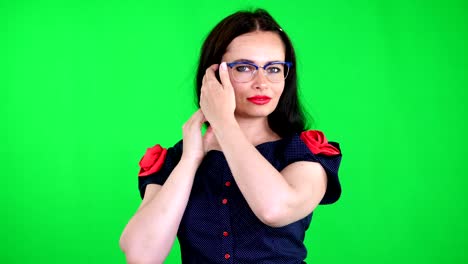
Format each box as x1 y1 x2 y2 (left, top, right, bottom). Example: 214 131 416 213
252 69 269 89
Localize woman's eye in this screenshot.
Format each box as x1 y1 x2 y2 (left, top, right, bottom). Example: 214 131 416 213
235 65 254 72
267 66 282 74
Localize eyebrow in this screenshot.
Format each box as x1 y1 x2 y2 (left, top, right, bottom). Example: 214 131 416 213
231 59 284 64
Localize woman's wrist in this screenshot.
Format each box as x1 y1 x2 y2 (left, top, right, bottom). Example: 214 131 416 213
212 120 245 151
211 116 238 138
179 155 203 171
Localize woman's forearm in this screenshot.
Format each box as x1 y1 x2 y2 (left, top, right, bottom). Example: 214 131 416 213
213 120 295 226
120 158 199 263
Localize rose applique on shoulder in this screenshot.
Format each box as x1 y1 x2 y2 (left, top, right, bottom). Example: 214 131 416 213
300 130 340 156
138 144 168 177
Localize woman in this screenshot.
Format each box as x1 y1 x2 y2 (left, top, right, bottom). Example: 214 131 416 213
120 9 342 264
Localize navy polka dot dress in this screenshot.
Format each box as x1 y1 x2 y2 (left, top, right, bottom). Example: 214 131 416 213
138 131 342 264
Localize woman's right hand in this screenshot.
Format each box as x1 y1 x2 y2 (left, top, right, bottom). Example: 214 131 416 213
181 109 217 165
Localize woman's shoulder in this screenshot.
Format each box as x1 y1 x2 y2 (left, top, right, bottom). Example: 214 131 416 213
298 130 341 156
280 130 343 205
269 130 340 157
138 140 183 177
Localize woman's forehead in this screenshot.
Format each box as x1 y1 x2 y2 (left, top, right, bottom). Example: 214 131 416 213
223 31 285 62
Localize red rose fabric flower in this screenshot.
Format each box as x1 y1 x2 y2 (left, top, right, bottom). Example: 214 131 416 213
300 130 340 156
138 144 168 177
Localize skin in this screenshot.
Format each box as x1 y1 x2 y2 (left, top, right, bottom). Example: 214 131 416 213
119 31 327 264
201 31 285 149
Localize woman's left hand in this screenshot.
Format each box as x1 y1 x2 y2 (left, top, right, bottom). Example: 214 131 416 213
200 62 236 129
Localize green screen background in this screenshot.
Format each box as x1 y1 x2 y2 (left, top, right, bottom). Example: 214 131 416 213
3 0 467 263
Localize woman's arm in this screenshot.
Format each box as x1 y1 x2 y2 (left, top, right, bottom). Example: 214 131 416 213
120 159 199 264
120 110 210 264
200 63 327 227
214 120 327 228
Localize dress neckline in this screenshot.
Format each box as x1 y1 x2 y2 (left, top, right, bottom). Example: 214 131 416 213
206 134 295 154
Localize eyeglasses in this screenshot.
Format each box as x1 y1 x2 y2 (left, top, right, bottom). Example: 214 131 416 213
226 61 293 83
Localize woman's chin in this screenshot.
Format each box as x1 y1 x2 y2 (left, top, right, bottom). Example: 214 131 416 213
234 110 274 119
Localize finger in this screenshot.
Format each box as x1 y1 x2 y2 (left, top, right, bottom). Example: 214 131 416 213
202 65 218 85
203 125 215 150
218 62 234 91
185 109 204 128
192 109 206 124
203 126 213 140
204 64 219 83
210 64 219 71
202 64 219 92
199 110 207 124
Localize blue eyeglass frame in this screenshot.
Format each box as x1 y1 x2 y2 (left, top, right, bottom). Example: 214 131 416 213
226 61 293 78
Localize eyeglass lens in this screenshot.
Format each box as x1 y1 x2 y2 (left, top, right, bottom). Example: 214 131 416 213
230 63 289 83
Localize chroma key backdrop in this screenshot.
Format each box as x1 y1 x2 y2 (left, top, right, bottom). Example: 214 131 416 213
2 0 467 263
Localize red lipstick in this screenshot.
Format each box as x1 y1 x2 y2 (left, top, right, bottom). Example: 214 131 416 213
247 95 271 105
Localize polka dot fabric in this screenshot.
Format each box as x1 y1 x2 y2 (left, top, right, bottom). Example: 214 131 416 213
138 132 342 263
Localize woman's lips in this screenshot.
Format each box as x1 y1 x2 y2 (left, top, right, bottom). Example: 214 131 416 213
247 96 272 105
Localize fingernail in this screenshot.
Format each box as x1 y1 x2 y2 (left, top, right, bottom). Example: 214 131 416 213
221 62 227 71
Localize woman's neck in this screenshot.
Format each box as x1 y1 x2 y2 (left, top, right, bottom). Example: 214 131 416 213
235 116 281 146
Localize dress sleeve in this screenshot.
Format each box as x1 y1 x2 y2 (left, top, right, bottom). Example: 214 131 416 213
137 140 183 199
283 131 342 205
